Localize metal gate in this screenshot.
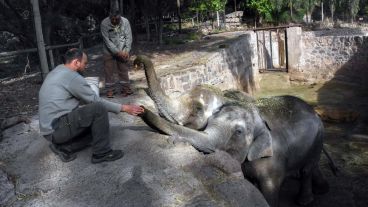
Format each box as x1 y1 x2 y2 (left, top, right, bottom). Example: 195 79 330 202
255 26 288 72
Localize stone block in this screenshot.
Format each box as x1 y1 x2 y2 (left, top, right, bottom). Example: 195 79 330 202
0 169 14 206
314 105 359 123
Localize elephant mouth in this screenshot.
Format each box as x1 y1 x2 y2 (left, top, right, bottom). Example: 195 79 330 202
226 148 248 163
187 121 208 131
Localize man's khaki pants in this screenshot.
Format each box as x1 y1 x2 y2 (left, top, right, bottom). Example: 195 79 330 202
103 53 130 89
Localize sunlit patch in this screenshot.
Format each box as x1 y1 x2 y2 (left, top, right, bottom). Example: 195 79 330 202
204 96 222 118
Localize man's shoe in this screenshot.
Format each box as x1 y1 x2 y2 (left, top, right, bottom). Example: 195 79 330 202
121 86 133 97
91 150 124 164
49 144 77 162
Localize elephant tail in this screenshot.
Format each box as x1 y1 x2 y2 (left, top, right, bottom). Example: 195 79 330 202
322 146 339 176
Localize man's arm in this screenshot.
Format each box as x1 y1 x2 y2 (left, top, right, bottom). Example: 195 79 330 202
69 76 144 115
69 76 121 113
122 17 132 53
121 104 144 116
101 19 120 55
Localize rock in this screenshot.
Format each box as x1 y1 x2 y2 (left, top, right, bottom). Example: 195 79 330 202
189 154 269 207
213 179 269 207
204 150 243 177
0 113 268 207
350 119 368 142
350 134 368 142
1 116 30 130
0 169 15 206
314 105 359 123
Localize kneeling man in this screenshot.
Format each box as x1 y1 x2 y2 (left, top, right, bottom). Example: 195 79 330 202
39 48 144 163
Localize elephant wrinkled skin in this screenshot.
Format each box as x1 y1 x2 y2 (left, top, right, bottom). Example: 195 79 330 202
136 56 330 207
134 55 227 130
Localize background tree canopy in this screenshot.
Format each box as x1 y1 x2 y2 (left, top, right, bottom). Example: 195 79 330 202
1 0 368 52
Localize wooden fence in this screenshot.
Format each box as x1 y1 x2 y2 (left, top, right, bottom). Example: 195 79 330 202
0 33 100 73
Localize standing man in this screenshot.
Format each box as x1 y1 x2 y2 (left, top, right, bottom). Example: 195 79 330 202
101 9 133 98
39 48 144 163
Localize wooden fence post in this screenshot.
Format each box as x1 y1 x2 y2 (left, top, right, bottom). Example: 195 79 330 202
48 49 55 69
79 36 84 49
30 0 49 79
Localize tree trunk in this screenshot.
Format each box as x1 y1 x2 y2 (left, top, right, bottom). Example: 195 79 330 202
158 16 163 44
30 0 49 78
128 0 136 43
216 11 220 28
306 0 310 23
330 3 335 22
290 0 293 19
234 0 237 12
177 0 182 33
144 15 150 41
110 0 119 12
321 1 324 22
119 0 124 14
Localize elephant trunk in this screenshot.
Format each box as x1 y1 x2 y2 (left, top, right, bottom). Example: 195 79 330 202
141 108 217 153
134 55 185 125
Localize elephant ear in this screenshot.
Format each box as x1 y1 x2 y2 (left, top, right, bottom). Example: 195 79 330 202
247 121 273 161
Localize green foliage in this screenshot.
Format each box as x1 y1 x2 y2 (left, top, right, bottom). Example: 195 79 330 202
248 0 274 19
279 10 292 22
163 31 200 45
364 4 368 15
189 0 227 13
206 0 228 12
293 8 306 21
187 32 200 41
189 0 207 13
164 37 186 45
350 0 360 20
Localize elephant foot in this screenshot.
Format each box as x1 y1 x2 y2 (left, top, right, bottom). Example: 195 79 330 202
296 194 314 206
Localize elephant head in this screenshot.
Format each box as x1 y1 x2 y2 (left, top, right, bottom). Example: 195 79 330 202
141 101 273 163
134 55 226 130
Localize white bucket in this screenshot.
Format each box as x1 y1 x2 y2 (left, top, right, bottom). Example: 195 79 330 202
85 77 100 97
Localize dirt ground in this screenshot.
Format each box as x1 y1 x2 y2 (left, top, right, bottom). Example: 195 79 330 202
1 36 368 207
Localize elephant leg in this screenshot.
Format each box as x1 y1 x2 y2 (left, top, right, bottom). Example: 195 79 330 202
312 166 329 195
296 166 314 205
258 176 283 207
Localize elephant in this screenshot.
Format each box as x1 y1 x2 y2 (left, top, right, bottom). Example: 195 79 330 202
135 55 333 207
134 55 228 130
140 96 331 207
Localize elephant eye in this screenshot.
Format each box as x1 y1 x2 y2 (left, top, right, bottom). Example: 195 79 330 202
234 126 244 136
193 102 202 112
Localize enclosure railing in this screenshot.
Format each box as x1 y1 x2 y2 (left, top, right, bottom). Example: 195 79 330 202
0 37 81 70
0 33 100 79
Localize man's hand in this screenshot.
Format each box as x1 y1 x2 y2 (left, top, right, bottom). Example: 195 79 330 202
117 51 129 61
121 104 144 116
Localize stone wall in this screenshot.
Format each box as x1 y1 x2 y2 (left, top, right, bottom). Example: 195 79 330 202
288 27 368 86
159 32 259 95
156 27 368 95
225 11 243 28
